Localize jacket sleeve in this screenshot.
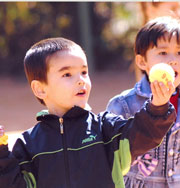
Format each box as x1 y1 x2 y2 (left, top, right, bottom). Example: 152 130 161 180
101 99 176 177
0 141 28 188
127 100 176 160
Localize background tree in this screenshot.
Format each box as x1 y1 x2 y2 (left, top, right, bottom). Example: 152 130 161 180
0 2 141 79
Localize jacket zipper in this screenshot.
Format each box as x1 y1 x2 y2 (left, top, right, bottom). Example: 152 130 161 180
59 118 71 188
59 118 64 134
164 133 170 177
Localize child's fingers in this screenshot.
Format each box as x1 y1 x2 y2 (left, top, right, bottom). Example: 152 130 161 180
150 81 156 95
0 135 8 145
151 81 165 98
152 81 174 97
0 125 7 145
167 81 175 95
158 82 168 97
159 81 175 97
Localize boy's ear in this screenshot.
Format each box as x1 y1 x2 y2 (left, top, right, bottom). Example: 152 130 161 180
135 54 147 71
31 80 46 100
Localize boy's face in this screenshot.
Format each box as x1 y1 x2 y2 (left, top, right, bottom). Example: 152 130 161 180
136 33 180 88
41 50 91 116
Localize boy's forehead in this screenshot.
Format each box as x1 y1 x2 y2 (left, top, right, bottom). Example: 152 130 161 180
155 32 180 46
47 49 87 69
54 48 86 59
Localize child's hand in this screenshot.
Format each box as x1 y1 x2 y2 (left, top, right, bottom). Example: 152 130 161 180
150 81 175 106
0 125 8 145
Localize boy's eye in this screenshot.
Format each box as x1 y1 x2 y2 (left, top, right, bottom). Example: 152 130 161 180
177 51 180 55
159 51 167 55
63 73 71 77
82 71 88 75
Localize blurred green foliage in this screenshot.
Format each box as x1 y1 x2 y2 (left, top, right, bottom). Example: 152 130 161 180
0 2 142 78
92 2 142 70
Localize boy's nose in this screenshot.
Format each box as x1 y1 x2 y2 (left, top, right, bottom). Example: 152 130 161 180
77 76 85 86
78 80 84 86
167 61 177 66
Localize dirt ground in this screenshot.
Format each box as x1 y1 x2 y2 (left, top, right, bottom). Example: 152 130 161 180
0 70 135 149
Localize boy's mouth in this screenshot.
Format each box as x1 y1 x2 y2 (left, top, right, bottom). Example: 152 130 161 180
76 89 86 96
175 71 178 78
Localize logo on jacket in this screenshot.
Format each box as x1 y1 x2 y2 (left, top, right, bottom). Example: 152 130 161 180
82 134 97 144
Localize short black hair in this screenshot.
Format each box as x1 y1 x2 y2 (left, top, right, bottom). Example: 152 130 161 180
24 37 84 105
135 16 180 57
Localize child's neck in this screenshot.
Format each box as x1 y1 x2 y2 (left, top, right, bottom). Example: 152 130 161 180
48 108 67 117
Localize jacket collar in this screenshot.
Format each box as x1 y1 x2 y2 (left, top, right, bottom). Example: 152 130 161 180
134 75 151 98
134 75 180 98
36 106 90 122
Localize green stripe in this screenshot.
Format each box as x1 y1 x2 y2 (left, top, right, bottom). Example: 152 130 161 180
68 133 122 151
68 141 104 151
22 171 37 188
104 133 122 145
19 148 63 165
19 133 122 165
112 138 131 188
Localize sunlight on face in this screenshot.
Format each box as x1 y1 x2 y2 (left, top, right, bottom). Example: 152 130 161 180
43 49 91 117
145 33 180 88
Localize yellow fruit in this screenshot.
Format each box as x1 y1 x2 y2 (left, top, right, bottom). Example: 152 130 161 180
149 63 175 86
0 134 8 145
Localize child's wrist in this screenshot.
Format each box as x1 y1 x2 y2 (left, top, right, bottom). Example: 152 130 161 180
147 99 170 116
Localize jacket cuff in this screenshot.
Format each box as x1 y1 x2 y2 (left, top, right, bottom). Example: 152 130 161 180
146 100 174 116
0 144 9 158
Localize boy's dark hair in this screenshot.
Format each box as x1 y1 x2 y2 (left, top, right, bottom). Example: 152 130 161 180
24 37 84 105
135 16 180 57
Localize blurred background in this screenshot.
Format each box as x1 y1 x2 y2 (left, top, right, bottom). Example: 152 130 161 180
0 2 180 146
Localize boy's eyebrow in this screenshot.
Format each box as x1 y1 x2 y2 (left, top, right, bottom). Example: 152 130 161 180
59 65 87 72
157 45 180 49
156 46 169 49
59 66 71 72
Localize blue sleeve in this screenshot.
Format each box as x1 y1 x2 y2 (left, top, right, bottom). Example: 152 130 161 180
106 95 127 118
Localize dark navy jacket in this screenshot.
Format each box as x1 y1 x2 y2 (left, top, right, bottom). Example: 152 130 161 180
0 100 176 188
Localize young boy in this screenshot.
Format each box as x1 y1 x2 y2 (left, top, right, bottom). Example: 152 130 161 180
0 37 176 188
107 16 180 188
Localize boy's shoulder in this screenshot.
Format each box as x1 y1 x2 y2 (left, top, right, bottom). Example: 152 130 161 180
109 76 149 101
113 75 151 102
106 76 151 114
108 88 135 104
21 123 41 141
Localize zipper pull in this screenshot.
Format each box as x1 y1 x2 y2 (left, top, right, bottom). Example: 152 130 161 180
59 118 64 134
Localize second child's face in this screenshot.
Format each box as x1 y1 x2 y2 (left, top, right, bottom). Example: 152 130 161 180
43 50 91 117
140 33 180 88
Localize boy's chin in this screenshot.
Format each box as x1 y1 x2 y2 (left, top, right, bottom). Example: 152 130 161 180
74 103 92 111
84 103 92 111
